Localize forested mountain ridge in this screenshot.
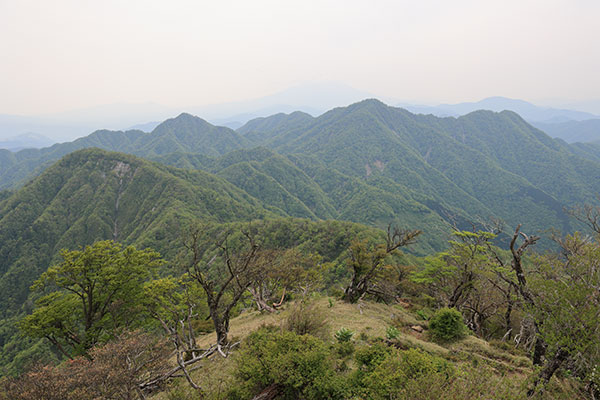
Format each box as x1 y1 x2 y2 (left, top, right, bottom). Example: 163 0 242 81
0 113 248 189
236 100 585 236
2 102 600 398
0 148 278 317
152 147 454 253
3 99 599 248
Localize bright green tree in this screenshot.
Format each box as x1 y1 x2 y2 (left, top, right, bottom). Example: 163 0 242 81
411 230 496 309
527 233 600 396
19 240 163 359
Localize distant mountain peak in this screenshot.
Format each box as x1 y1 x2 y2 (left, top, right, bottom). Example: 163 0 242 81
351 98 388 108
175 112 197 119
172 112 209 123
151 112 213 133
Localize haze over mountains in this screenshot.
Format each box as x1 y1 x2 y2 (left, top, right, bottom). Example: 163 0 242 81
401 96 599 122
3 99 600 253
2 83 600 147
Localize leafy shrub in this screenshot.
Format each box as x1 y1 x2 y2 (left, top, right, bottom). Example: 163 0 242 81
230 327 348 400
336 341 355 357
386 326 400 340
415 308 432 321
334 327 354 343
392 364 533 400
355 343 393 373
284 301 328 338
429 308 466 343
364 348 452 399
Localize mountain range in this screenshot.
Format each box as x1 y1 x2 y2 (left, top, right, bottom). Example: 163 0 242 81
401 96 599 123
3 83 600 146
3 98 600 374
3 99 600 254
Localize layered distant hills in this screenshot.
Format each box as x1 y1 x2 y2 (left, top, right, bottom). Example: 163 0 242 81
401 96 599 123
4 100 600 250
402 97 600 143
3 98 600 373
4 99 600 305
530 119 600 143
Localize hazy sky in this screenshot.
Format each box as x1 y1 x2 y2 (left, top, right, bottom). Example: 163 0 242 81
1 0 599 115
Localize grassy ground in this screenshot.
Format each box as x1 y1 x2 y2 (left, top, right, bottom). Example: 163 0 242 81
152 297 585 399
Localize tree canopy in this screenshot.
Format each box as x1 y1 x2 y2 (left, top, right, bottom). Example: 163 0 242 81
19 240 163 358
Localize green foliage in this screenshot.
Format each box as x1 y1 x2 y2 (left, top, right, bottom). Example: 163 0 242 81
142 275 210 333
386 326 400 340
529 234 600 381
334 327 354 343
411 230 496 289
415 309 432 321
335 341 355 357
230 327 348 400
361 348 452 399
429 308 467 343
354 343 393 373
19 240 163 358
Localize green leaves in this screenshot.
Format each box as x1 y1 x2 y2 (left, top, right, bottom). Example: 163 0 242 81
232 328 348 400
428 308 467 343
20 240 164 358
529 234 600 359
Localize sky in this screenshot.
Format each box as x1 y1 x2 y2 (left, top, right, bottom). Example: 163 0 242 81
1 0 600 115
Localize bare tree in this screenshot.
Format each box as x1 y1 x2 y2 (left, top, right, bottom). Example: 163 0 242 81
141 277 213 392
566 196 600 234
342 225 421 303
247 249 287 313
183 225 260 354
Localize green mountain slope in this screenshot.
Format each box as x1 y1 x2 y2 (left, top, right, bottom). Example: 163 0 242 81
567 141 600 163
0 148 276 317
0 146 390 374
134 113 249 157
237 111 315 143
236 99 594 236
152 148 337 219
0 114 248 189
152 148 456 254
4 100 600 250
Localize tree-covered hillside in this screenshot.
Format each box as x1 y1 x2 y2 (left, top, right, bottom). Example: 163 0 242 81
0 148 389 375
4 99 598 249
238 99 599 237
0 148 276 317
0 113 248 189
2 102 600 398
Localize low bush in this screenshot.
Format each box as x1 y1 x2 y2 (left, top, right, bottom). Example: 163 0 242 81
386 326 400 340
336 341 355 357
364 348 452 399
229 327 348 400
334 327 354 343
429 308 467 343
